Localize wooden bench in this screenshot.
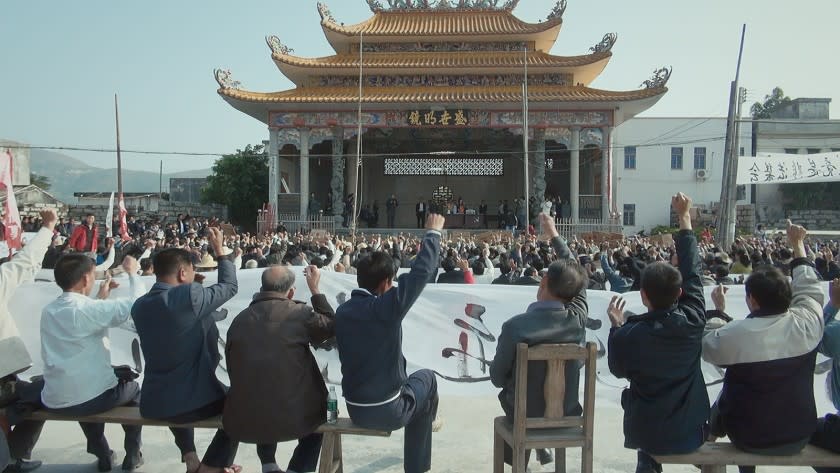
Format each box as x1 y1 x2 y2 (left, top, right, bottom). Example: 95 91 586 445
653 442 840 472
25 406 390 473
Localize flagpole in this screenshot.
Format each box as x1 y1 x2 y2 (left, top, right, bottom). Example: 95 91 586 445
115 94 123 197
351 32 363 240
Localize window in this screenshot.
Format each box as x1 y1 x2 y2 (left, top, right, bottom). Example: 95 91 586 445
808 148 821 154
740 146 745 156
693 147 707 170
624 146 637 169
671 147 683 170
736 185 746 201
623 204 636 226
784 148 799 155
833 148 840 152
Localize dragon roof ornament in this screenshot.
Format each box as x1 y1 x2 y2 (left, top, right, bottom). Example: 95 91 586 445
214 69 241 90
547 0 567 21
265 35 294 55
317 2 336 22
590 33 617 54
641 66 672 89
365 0 520 13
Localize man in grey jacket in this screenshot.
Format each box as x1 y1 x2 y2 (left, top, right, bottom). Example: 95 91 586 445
490 213 589 468
131 227 239 473
0 209 58 473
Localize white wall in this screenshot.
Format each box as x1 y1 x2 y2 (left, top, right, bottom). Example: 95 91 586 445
613 117 752 234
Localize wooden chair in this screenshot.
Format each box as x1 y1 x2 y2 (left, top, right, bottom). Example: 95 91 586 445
493 342 597 473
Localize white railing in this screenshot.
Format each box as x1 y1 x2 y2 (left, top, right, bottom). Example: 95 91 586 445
554 219 623 239
256 213 337 235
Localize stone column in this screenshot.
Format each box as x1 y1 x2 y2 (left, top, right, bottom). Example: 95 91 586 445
268 130 279 222
601 126 612 222
299 128 310 220
346 134 359 216
570 127 581 223
330 127 345 221
531 128 547 209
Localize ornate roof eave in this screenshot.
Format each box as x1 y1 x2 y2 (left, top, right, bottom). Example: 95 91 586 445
271 51 612 85
317 2 564 53
364 0 522 13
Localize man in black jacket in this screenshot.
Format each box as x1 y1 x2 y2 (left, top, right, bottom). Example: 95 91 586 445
335 214 444 473
490 213 588 468
607 193 709 473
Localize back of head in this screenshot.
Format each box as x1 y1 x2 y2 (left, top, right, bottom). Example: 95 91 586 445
54 253 96 291
641 262 682 310
357 251 397 293
441 256 456 272
543 260 587 301
498 256 513 275
261 266 295 293
745 265 792 314
153 248 194 279
472 260 486 276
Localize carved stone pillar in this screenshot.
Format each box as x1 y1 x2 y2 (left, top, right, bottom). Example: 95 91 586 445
345 134 359 216
531 128 547 209
299 128 310 220
601 126 613 222
330 127 345 219
267 131 279 221
570 127 581 223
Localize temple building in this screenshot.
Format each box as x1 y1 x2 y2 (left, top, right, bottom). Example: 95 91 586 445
216 0 671 229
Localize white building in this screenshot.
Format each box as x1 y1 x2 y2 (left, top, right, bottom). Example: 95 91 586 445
613 117 752 234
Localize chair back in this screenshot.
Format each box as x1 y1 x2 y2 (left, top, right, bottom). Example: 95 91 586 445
512 342 597 437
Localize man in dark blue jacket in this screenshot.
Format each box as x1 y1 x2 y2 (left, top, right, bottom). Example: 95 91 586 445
607 193 709 473
131 227 240 473
335 213 444 473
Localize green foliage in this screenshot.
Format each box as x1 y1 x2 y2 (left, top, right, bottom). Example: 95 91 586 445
30 173 51 190
780 182 840 210
750 87 792 119
201 144 268 228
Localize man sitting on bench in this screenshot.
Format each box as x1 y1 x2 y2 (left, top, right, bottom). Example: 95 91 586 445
40 254 144 471
131 228 240 473
608 193 709 473
335 213 444 473
702 220 824 473
223 264 335 473
489 213 588 468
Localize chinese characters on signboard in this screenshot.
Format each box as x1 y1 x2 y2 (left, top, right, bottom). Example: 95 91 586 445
407 109 470 127
737 152 840 185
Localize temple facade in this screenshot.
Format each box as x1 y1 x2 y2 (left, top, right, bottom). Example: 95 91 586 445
216 0 671 228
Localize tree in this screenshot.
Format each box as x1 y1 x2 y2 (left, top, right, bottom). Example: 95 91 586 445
201 143 268 229
750 87 792 119
30 173 51 190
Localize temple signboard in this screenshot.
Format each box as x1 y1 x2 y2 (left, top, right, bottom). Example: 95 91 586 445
407 109 470 127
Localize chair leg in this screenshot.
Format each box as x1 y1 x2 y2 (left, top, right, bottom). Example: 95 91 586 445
493 431 505 473
318 432 336 473
555 448 565 473
581 441 593 473
512 446 526 473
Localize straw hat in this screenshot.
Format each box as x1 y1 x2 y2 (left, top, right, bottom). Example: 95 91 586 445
196 253 218 269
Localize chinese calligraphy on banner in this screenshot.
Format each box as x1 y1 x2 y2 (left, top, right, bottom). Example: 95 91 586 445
407 109 470 127
736 152 840 185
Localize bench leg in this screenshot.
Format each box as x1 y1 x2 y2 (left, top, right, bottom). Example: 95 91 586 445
493 431 504 473
332 434 343 473
700 466 725 473
318 432 337 473
555 448 565 473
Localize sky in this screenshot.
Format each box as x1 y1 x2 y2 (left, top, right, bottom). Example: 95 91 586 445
1 0 837 173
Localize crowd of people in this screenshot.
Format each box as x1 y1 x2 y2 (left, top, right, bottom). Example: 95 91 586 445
1 192 840 473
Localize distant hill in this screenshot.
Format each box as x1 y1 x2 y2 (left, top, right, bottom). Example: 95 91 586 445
29 149 211 202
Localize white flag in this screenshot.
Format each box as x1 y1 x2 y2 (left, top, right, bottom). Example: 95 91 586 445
105 192 115 237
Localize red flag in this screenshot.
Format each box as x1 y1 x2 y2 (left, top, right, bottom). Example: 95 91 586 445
118 193 129 241
0 149 22 252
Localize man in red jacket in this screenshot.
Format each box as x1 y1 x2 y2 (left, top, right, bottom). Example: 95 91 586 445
68 214 98 254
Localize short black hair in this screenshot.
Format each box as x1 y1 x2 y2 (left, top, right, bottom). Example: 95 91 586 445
140 259 153 272
153 248 194 278
54 254 96 291
441 256 456 272
357 251 397 292
472 260 486 276
745 266 792 314
544 259 587 301
641 262 682 310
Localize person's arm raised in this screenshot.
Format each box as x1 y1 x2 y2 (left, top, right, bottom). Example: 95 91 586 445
672 193 705 326
388 213 444 320
191 227 239 318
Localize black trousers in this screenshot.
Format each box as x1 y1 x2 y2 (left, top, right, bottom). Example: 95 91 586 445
163 399 238 469
347 369 438 473
416 213 425 228
3 377 44 461
499 398 554 467
387 212 396 228
256 433 323 473
47 381 142 459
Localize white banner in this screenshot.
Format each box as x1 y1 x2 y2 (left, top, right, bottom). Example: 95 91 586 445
737 151 840 185
105 192 115 238
8 270 835 410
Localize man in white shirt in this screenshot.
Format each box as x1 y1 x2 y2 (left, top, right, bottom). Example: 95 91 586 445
40 254 144 472
1 209 58 473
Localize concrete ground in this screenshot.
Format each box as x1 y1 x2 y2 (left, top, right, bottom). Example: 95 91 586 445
21 396 815 473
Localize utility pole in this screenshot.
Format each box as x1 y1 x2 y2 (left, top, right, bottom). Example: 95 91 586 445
114 94 123 196
717 25 747 249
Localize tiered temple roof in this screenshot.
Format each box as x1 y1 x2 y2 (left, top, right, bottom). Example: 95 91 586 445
217 0 670 125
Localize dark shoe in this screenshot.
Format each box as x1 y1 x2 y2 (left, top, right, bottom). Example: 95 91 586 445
122 452 143 471
3 459 43 472
97 450 117 472
536 448 553 465
585 317 603 330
